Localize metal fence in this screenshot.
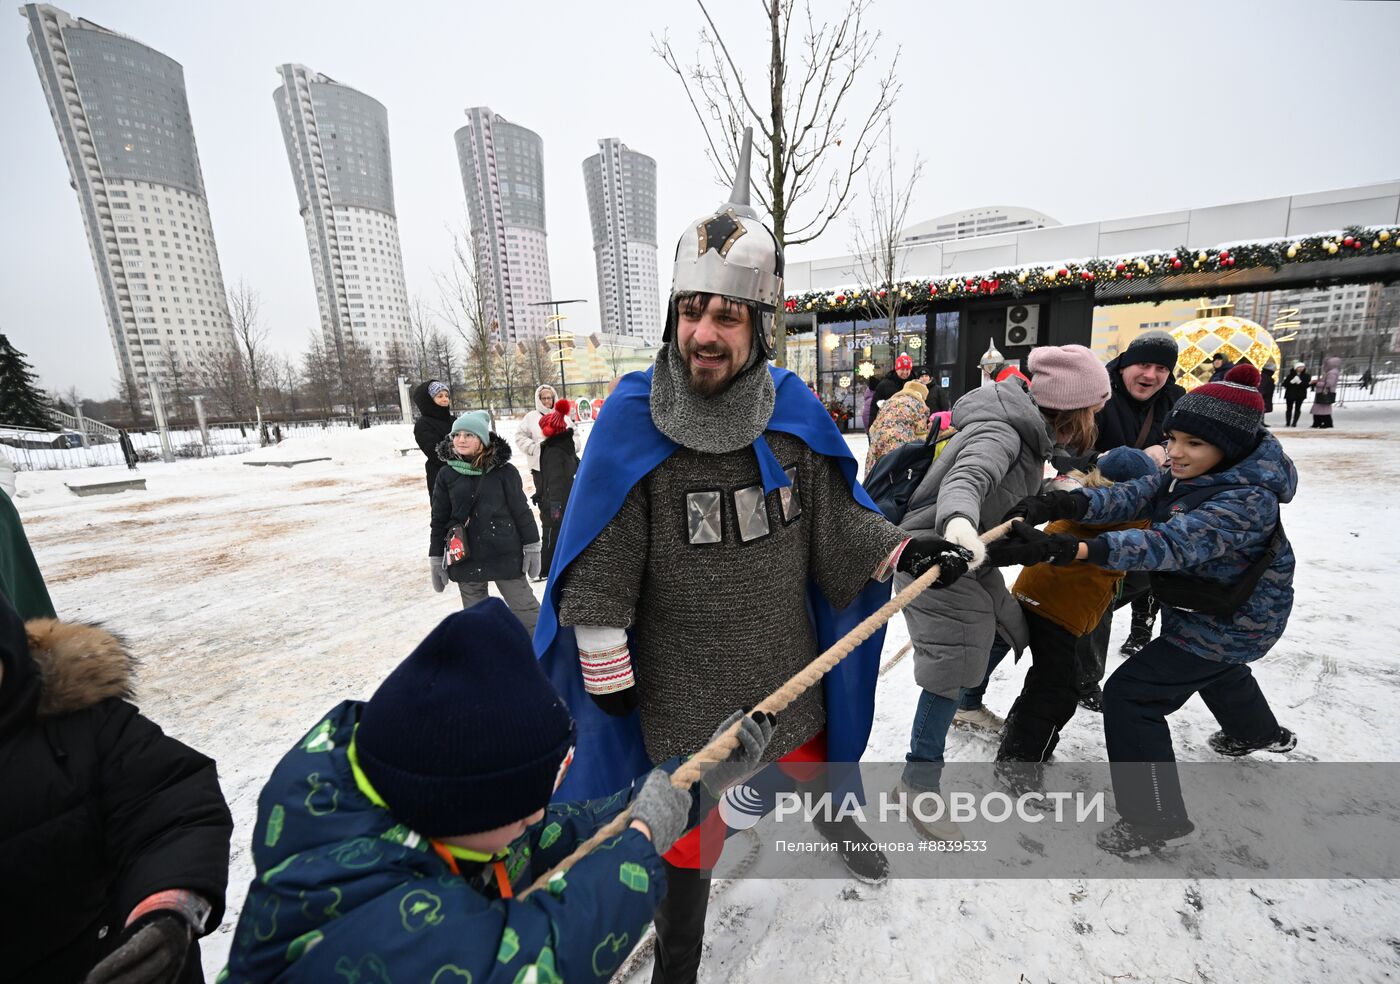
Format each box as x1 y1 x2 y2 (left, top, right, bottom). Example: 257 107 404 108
0 417 413 472
1327 357 1400 403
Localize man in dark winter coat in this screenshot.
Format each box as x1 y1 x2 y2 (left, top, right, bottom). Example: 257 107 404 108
870 353 915 424
410 380 453 498
1079 330 1186 705
0 592 232 984
1209 353 1233 381
118 428 139 470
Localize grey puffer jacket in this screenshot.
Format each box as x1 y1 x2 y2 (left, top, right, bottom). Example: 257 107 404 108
897 380 1055 699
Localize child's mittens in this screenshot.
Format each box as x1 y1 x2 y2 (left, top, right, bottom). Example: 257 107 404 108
630 770 692 855
430 557 449 593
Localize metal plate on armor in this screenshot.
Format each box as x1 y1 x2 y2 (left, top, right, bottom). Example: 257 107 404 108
686 491 723 545
779 466 801 524
733 484 771 542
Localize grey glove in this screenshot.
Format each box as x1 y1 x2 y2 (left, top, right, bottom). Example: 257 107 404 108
430 556 449 593
702 710 777 798
523 541 542 580
85 912 191 984
630 769 691 855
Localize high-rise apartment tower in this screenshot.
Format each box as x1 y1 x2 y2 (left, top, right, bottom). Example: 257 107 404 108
274 64 410 368
23 3 236 395
454 107 552 343
583 138 660 345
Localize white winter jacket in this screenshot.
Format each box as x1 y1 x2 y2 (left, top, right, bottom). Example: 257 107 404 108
514 384 580 472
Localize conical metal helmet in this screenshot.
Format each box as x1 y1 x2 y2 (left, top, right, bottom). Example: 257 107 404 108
666 127 785 355
979 340 1006 369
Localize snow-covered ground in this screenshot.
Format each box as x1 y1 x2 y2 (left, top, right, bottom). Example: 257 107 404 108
13 404 1400 982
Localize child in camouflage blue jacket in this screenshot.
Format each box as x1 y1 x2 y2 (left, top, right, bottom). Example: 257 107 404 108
221 599 772 983
990 365 1297 858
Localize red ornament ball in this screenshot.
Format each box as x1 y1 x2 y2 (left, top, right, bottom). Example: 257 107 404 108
1343 236 1355 246
834 294 845 304
1172 258 1183 269
1056 268 1068 278
1114 262 1126 273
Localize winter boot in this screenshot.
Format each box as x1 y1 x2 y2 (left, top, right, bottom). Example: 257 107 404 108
1077 688 1104 714
952 705 1005 734
1120 596 1158 657
1208 727 1296 758
993 760 1045 799
892 781 965 843
812 812 888 884
1096 817 1197 858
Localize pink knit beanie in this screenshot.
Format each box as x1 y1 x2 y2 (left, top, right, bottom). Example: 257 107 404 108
1027 344 1111 411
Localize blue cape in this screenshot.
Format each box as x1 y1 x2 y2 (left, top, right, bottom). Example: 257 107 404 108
535 364 894 801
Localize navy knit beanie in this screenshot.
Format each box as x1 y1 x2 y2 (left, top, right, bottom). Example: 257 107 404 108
1096 446 1157 483
355 599 576 837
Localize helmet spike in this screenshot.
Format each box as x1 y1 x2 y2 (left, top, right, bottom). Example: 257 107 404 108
727 127 758 219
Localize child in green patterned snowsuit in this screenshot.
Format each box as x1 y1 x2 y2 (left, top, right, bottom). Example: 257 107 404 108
222 599 770 983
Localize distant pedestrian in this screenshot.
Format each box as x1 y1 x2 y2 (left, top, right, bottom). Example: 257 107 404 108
117 428 138 470
1282 362 1310 427
1309 356 1341 429
1259 363 1276 414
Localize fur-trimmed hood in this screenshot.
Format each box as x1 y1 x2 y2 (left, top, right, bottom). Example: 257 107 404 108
0 607 134 735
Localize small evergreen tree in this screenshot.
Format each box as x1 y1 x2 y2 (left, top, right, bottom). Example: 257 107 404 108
0 334 52 429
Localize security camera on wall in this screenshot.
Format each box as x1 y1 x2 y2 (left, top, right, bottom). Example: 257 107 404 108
1005 303 1041 346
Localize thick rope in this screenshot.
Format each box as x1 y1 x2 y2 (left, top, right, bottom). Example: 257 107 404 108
519 519 1014 898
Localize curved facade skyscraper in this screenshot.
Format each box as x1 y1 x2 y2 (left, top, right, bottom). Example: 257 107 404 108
22 3 236 396
583 138 660 346
455 107 552 342
274 64 410 369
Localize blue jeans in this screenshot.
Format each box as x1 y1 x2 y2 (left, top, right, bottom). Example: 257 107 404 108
959 635 1011 711
902 687 964 792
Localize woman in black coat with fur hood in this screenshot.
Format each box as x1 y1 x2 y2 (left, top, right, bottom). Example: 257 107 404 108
428 410 542 633
411 380 454 498
0 591 232 984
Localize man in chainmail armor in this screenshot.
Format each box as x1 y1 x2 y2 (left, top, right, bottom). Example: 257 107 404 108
536 129 969 984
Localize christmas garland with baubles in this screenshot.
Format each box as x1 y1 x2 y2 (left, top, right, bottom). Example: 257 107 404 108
783 225 1398 321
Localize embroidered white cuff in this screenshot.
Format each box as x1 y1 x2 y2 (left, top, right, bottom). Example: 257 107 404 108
575 625 635 695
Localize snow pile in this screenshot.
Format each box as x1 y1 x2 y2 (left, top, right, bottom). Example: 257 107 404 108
14 408 1400 981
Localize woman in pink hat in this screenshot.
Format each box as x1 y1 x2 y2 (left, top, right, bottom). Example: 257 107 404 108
891 344 1111 842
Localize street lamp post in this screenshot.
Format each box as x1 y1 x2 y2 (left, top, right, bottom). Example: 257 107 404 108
530 298 587 399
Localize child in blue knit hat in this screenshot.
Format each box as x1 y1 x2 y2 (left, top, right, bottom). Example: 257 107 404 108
224 599 773 983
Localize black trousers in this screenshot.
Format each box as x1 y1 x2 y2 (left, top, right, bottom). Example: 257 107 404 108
1104 638 1280 825
651 861 712 984
1285 396 1305 426
997 611 1082 762
1076 572 1152 694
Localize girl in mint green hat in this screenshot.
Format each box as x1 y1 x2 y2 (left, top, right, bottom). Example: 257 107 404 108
428 410 542 631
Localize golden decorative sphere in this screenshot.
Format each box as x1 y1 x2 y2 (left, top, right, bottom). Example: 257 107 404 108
1379 230 1391 242
1171 311 1284 392
1286 245 1298 259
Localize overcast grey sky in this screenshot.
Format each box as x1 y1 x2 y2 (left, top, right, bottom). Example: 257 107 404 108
3 0 1399 398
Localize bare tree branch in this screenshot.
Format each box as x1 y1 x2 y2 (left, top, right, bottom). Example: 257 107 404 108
656 0 902 365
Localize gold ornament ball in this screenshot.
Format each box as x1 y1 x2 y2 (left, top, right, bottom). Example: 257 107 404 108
1018 272 1028 284
1380 230 1391 242
1327 244 1339 254
1197 252 1208 262
1374 240 1382 249
1287 245 1298 259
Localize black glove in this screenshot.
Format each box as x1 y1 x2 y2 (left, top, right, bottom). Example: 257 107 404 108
590 687 640 717
984 520 1081 568
85 913 191 984
897 532 975 588
1002 489 1090 527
